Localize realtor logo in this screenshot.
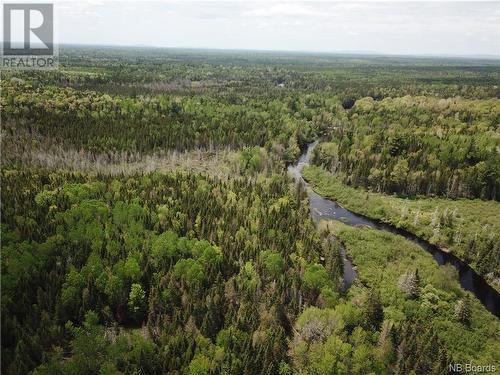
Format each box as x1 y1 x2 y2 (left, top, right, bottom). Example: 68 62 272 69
2 2 57 69
3 3 53 54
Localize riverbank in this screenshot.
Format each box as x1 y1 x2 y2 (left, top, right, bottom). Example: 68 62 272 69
320 220 500 364
302 165 500 292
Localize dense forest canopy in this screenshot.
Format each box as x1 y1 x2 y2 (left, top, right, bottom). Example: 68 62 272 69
312 96 500 200
1 47 499 374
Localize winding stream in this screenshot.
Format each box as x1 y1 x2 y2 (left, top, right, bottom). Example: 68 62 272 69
289 142 500 318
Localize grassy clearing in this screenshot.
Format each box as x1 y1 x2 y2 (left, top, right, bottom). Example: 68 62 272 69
303 165 500 290
2 145 240 177
319 220 500 364
2 128 242 177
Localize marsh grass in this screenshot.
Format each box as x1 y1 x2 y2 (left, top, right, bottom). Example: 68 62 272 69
303 165 500 290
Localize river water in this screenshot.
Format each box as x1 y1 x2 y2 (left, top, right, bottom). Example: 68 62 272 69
288 142 500 318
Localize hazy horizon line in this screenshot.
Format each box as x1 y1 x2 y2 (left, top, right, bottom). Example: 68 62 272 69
56 42 500 61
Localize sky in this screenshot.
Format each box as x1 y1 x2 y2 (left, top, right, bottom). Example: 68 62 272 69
54 1 500 56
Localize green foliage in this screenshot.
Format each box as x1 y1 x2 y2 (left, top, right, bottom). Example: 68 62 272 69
398 269 421 299
128 283 146 321
313 96 500 200
303 263 330 291
1 169 323 374
151 230 179 267
2 47 500 375
174 259 204 289
363 290 384 331
325 221 500 365
303 165 500 285
260 250 284 280
1 80 308 159
124 256 141 281
454 296 472 325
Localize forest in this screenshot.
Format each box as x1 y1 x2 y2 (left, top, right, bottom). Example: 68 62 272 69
311 96 500 200
1 47 499 374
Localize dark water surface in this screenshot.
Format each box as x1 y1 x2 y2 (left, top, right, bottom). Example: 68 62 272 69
289 142 500 317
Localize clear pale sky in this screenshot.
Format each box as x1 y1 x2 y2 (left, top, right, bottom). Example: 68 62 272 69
56 1 500 56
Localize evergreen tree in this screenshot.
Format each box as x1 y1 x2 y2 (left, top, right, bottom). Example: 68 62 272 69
454 296 472 325
398 269 420 299
363 290 384 331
